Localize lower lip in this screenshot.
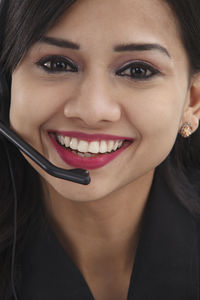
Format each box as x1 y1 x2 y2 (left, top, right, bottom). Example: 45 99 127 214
49 136 132 170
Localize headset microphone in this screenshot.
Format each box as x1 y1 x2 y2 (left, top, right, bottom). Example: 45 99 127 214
0 121 90 300
0 121 91 185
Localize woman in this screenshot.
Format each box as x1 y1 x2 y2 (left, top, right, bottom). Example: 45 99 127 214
0 0 200 299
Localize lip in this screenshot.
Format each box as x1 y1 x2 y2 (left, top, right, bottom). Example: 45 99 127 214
49 130 133 142
48 131 133 170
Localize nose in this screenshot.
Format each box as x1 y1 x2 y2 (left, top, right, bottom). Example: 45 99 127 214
63 75 121 128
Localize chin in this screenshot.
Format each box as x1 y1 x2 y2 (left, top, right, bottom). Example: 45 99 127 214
41 172 115 203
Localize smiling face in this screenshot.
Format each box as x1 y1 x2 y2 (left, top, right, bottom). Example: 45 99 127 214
10 0 194 202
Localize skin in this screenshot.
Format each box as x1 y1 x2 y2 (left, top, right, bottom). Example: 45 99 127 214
10 0 200 299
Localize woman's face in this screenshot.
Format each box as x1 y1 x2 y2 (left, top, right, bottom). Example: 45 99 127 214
10 0 191 201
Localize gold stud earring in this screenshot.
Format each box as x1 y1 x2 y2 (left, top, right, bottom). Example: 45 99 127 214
179 122 193 138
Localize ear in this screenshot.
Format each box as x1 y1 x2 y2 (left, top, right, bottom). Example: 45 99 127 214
180 73 200 133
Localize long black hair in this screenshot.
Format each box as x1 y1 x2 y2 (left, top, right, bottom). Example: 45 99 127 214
0 0 200 298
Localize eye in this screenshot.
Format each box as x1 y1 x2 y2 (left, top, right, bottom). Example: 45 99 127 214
37 55 78 73
116 61 159 80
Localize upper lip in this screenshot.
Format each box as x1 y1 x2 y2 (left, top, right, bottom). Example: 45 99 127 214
48 130 134 142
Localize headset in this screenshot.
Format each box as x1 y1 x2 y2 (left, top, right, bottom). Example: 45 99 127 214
0 121 90 185
0 92 90 300
0 2 90 299
0 123 90 300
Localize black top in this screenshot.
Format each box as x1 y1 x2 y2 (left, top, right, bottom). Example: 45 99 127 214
19 164 200 300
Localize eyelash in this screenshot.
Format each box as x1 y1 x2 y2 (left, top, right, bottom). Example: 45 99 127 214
37 55 78 73
116 61 159 81
37 56 159 80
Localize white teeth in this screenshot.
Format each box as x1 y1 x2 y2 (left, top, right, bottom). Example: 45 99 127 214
113 140 120 151
88 141 99 154
76 152 95 158
57 135 61 143
77 140 89 153
70 138 78 150
107 140 114 152
99 140 108 153
61 136 65 145
84 153 93 157
56 134 125 154
76 152 85 157
58 135 65 145
64 136 70 147
118 140 123 148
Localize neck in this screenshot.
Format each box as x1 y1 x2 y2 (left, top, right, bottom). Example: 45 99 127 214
42 170 154 277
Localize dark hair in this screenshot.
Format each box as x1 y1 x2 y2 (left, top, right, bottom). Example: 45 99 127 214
0 0 200 298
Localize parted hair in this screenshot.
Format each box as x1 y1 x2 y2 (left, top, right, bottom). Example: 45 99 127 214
0 0 200 298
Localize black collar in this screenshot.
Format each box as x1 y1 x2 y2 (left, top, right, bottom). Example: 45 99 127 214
20 164 200 300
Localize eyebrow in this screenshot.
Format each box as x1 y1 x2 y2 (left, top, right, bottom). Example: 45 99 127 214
40 36 80 50
114 43 171 58
39 36 170 58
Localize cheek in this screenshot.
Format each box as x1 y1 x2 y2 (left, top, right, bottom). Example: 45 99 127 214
124 88 185 157
127 87 183 130
10 71 68 137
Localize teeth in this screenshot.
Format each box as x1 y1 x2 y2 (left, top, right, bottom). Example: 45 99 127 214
99 140 108 153
118 140 123 148
58 135 65 145
85 153 93 157
107 140 114 152
88 141 99 154
56 134 125 154
77 140 89 153
113 140 119 151
64 136 70 147
70 138 78 150
76 152 85 157
72 150 95 158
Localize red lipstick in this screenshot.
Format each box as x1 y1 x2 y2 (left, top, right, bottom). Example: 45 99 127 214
49 130 133 142
49 131 133 170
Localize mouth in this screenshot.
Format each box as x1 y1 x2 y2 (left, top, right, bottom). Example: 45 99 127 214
48 131 133 170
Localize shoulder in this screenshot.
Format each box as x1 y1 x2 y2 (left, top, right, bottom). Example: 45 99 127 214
189 167 200 193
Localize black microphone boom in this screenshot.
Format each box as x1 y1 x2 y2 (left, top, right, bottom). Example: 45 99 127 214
0 121 90 185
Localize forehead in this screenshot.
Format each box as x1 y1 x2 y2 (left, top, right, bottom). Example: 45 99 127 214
47 0 183 52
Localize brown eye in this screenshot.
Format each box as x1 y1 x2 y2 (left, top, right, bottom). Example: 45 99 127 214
37 55 78 73
116 61 159 80
130 66 151 78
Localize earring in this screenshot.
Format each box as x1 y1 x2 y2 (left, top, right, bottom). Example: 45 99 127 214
179 122 193 138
